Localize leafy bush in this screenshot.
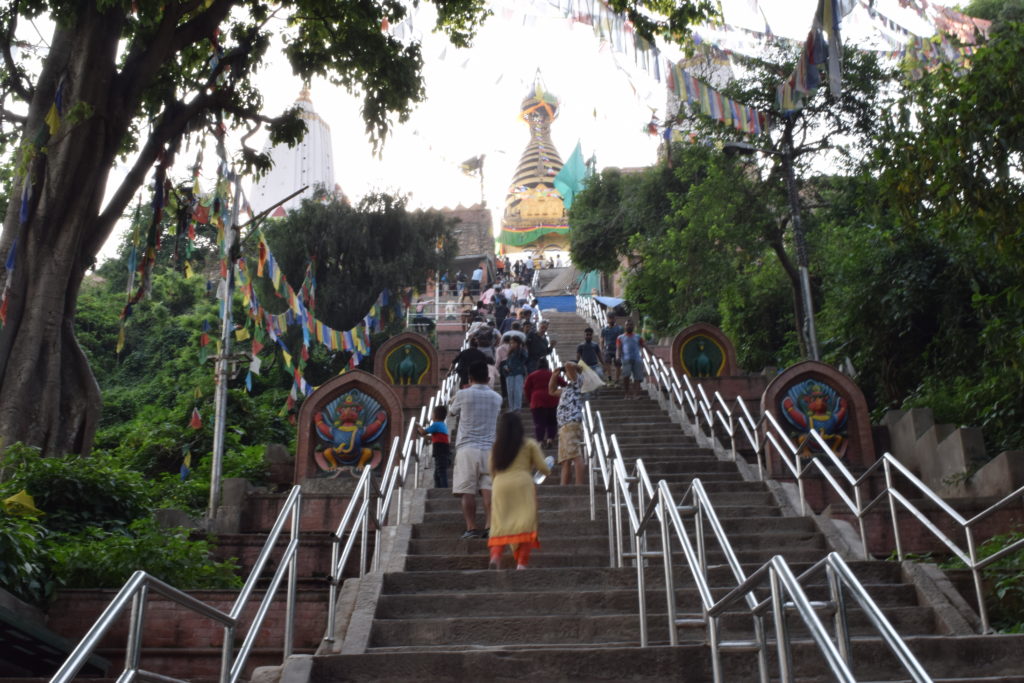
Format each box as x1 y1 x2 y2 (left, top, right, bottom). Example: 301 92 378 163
942 531 1024 633
46 518 241 590
0 513 53 605
0 446 150 532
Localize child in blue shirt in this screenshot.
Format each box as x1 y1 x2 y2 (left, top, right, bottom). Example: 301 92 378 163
417 405 451 488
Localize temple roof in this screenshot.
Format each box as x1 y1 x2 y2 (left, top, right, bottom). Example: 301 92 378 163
500 76 567 247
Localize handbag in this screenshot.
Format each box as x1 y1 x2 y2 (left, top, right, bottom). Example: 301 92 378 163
578 361 604 394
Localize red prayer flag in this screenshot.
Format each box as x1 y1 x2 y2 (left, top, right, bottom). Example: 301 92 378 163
189 407 203 429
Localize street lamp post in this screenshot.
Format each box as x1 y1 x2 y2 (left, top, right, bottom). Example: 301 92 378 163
724 137 820 361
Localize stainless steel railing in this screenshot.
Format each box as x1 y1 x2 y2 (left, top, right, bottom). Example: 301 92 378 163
576 380 933 681
323 370 459 642
51 485 303 683
598 287 1024 634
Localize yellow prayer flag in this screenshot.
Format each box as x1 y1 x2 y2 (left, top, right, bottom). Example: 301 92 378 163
3 490 43 517
116 326 126 353
235 327 250 341
282 349 293 368
184 262 194 279
45 103 60 135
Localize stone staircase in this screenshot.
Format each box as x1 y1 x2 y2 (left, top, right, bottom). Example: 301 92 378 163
297 312 1024 682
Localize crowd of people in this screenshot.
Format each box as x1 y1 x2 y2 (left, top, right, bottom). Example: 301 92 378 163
421 273 646 569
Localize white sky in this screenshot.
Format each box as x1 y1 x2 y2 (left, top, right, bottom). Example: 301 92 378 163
75 0 953 260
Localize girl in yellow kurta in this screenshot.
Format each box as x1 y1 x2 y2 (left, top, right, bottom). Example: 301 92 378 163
488 412 551 569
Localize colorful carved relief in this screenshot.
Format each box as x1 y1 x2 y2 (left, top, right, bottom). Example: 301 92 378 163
780 379 849 455
680 335 726 378
384 343 430 386
312 390 388 477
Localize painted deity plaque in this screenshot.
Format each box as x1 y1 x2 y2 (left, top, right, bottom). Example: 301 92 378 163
680 334 726 378
383 342 431 386
780 379 849 455
312 389 388 477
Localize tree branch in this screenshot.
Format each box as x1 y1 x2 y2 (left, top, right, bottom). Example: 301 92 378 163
1 1 33 101
91 87 230 253
116 0 235 114
0 105 25 124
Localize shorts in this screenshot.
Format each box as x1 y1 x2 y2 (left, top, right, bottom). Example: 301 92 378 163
452 445 492 495
621 357 644 381
603 349 621 366
557 421 583 463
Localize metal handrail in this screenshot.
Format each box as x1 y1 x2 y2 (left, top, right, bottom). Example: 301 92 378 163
571 339 933 682
323 375 458 643
579 288 1024 635
52 485 303 683
644 479 933 682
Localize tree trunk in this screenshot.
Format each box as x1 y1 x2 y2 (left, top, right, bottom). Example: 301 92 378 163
0 9 126 456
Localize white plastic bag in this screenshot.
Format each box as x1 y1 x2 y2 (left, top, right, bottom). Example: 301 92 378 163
578 361 604 394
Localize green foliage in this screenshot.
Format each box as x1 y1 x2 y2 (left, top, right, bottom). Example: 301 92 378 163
45 518 241 591
0 445 150 533
867 20 1024 456
263 194 457 332
0 443 241 604
0 513 52 606
942 531 1024 632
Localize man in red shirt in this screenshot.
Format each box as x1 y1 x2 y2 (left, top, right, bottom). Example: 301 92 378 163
523 358 560 448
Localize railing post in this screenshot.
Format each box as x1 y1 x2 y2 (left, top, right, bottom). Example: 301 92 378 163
709 615 724 683
853 484 869 561
828 563 852 667
884 459 904 561
284 492 300 658
769 566 793 683
754 615 769 683
966 527 991 633
220 623 235 683
613 475 624 568
696 505 707 580
660 493 678 646
729 415 737 462
795 451 807 516
125 585 148 674
636 531 648 648
325 532 341 642
360 477 370 577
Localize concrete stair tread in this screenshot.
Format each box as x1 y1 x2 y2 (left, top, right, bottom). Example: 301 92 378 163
375 585 923 618
368 607 936 648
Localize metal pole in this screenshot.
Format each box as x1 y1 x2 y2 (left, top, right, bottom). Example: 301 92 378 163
284 492 300 658
209 174 244 521
781 127 820 361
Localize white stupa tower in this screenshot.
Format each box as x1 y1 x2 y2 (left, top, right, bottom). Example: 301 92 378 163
251 87 339 217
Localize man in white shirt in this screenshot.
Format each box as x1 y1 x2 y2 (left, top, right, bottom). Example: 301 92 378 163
470 264 484 298
447 360 503 539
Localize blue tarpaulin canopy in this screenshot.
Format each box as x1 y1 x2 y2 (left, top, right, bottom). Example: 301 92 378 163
594 296 625 308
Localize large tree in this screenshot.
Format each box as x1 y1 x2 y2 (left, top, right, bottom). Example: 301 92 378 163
0 0 493 456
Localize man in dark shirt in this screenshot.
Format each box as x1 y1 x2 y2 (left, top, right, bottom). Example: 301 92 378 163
576 327 604 379
524 321 550 373
600 314 624 384
451 337 492 388
493 296 510 331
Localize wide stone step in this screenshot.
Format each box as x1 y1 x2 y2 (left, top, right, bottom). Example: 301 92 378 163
310 634 1024 682
309 644 716 682
401 545 831 571
367 606 935 649
406 526 826 557
374 583 920 619
378 563 909 596
405 528 823 557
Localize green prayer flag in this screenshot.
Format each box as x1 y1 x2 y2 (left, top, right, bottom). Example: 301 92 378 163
553 142 587 210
